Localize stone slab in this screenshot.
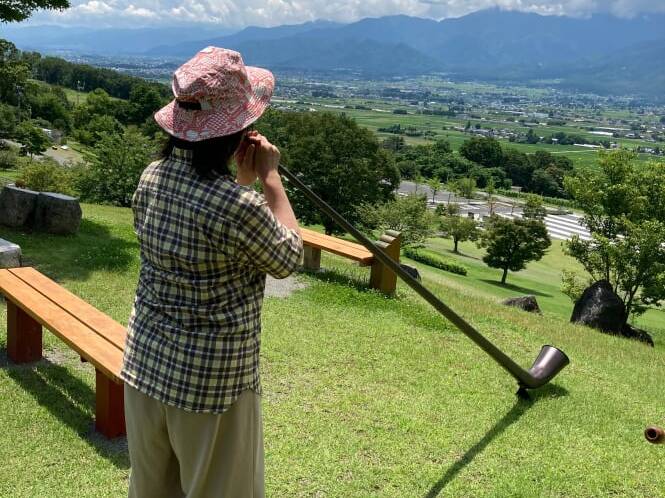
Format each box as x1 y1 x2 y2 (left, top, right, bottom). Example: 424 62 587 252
0 185 38 228
33 192 82 235
0 238 21 268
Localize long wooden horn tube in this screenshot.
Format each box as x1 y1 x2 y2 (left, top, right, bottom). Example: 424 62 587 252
279 164 570 391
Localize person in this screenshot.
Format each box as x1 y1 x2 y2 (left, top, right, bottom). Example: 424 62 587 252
120 46 303 498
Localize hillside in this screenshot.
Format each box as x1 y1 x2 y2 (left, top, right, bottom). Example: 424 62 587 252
0 204 664 496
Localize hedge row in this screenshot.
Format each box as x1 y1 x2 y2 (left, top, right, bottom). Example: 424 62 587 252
403 247 468 276
494 188 579 209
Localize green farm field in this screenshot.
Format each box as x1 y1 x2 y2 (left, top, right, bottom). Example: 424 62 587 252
276 96 661 170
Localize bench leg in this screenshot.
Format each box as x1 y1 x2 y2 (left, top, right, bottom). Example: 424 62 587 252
6 301 42 363
303 246 321 271
95 369 126 438
370 261 398 295
369 231 401 295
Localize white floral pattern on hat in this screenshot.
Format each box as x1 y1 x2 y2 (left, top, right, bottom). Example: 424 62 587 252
154 47 275 141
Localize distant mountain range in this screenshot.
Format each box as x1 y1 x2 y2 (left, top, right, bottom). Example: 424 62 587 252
0 25 238 54
3 10 665 100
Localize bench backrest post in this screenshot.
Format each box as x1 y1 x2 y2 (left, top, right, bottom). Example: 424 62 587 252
370 231 401 295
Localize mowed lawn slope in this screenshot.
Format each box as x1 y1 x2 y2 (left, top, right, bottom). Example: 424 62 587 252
0 204 663 497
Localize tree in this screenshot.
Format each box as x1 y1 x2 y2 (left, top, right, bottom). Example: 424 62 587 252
478 216 551 284
502 148 533 188
256 110 399 235
440 213 479 253
454 177 476 199
525 128 539 144
459 136 504 169
127 83 166 124
432 138 452 155
0 102 17 137
75 128 154 206
0 0 69 22
0 40 30 105
522 194 547 221
74 114 124 146
413 173 424 194
486 178 497 215
530 168 560 197
564 150 665 322
15 121 50 157
426 177 441 204
382 135 405 152
358 194 435 247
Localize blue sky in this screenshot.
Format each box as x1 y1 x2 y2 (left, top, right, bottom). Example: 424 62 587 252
25 0 665 27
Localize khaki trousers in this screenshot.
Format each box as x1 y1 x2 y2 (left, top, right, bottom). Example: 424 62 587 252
124 385 264 498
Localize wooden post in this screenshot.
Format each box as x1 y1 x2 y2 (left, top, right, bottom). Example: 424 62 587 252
303 245 322 271
95 370 126 438
370 230 401 295
6 301 42 363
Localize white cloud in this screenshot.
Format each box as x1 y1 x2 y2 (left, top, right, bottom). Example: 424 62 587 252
25 0 665 27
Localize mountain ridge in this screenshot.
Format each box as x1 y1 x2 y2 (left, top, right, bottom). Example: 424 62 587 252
3 10 665 99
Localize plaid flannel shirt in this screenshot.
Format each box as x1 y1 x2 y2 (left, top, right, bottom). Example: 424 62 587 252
121 147 303 413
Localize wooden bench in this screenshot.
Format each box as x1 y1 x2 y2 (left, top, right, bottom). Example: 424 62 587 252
0 267 126 439
300 228 401 294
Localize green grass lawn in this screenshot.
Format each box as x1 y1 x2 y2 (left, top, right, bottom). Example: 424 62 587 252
1 204 664 497
412 237 665 341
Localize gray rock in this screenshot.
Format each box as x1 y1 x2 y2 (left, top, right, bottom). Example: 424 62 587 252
0 184 38 228
502 295 541 314
0 238 21 268
571 280 625 333
33 192 82 235
400 263 421 281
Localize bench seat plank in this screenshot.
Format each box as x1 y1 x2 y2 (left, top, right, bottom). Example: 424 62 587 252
8 267 127 350
0 270 123 382
301 228 373 264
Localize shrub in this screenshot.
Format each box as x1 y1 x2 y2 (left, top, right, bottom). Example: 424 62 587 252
403 247 468 276
495 188 578 209
0 149 18 170
75 128 154 206
358 194 435 247
16 159 75 195
561 269 589 302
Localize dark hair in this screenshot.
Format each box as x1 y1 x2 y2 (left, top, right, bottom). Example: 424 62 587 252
162 122 247 179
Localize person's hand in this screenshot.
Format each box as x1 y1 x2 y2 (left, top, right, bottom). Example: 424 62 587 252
235 131 258 186
245 132 280 184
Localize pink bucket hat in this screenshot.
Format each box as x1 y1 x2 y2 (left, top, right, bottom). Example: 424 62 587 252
154 46 275 141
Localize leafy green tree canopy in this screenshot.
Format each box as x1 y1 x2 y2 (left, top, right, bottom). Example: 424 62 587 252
522 194 547 221
439 213 479 253
257 110 399 235
564 150 665 320
459 136 503 169
358 194 435 247
15 121 50 157
75 128 154 206
478 215 551 284
0 0 69 22
453 177 476 199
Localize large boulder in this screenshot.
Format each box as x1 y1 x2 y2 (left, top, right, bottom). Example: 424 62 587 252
400 263 421 281
0 238 21 268
571 280 625 333
0 185 38 228
502 295 541 314
33 192 82 235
